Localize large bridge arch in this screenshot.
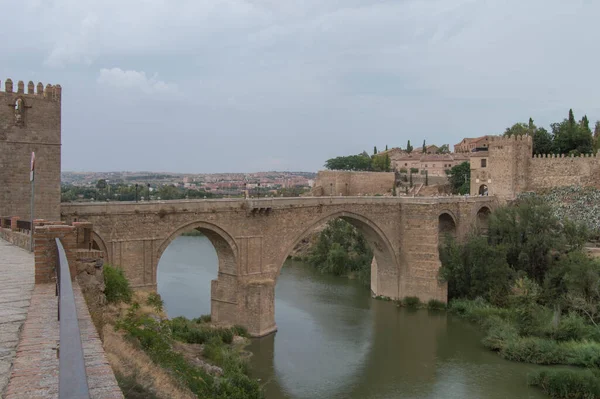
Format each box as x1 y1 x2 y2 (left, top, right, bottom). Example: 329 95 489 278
274 210 401 299
156 220 241 327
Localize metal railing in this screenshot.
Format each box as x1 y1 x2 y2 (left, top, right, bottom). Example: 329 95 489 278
55 238 90 399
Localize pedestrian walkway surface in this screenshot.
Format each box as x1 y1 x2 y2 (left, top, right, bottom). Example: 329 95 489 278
0 239 122 398
0 240 34 398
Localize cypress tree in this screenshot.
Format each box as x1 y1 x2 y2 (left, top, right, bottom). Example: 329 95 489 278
422 140 426 153
374 146 378 155
385 145 388 151
406 140 413 153
425 170 428 186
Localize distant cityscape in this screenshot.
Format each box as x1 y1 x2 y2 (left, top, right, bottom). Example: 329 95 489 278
61 171 317 200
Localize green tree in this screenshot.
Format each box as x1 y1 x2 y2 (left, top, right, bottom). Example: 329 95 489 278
488 197 587 285
552 109 593 154
422 140 426 153
409 171 413 187
439 234 513 304
371 154 391 172
532 127 554 155
96 179 107 190
406 140 413 153
392 184 397 196
436 144 450 154
446 162 470 194
374 146 378 155
425 170 428 186
325 154 372 171
385 145 388 151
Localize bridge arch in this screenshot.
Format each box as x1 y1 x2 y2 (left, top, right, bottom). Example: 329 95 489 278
276 210 400 299
156 220 238 276
438 211 457 239
476 206 492 234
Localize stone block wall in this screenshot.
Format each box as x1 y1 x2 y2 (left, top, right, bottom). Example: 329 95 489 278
528 154 600 191
312 171 395 196
0 78 61 221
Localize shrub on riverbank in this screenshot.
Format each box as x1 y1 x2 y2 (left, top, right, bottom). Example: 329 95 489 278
427 299 446 310
116 301 263 399
104 265 132 303
529 369 600 399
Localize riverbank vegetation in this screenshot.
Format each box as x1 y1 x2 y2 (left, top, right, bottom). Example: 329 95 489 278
100 265 263 399
439 196 600 398
295 219 373 287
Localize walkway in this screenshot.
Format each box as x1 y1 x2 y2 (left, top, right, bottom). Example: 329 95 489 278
0 240 34 397
0 238 123 398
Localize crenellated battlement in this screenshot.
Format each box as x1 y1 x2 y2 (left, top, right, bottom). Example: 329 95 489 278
1 78 61 102
488 134 533 145
531 153 598 160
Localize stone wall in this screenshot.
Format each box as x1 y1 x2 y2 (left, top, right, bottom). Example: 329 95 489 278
528 154 600 191
312 171 395 196
0 78 62 221
0 228 30 250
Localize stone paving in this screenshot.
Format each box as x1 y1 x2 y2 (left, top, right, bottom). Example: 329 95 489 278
0 240 34 398
0 238 122 398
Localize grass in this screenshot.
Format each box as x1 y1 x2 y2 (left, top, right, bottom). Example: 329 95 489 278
529 369 600 399
115 301 263 399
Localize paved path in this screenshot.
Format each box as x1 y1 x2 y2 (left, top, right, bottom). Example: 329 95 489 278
0 240 34 398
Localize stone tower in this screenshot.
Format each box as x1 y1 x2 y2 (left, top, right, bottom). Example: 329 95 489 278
0 79 61 221
470 135 532 199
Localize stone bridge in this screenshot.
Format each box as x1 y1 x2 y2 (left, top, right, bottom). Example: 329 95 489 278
61 196 496 336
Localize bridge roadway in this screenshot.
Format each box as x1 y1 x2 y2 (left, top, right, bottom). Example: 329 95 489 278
62 194 495 337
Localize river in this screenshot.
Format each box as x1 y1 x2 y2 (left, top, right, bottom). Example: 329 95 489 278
157 235 547 399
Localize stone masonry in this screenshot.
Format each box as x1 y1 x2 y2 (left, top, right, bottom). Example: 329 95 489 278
312 171 395 196
61 196 495 337
0 78 62 221
470 135 600 199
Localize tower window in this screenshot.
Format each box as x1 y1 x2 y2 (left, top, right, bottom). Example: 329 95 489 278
14 98 25 126
481 159 487 168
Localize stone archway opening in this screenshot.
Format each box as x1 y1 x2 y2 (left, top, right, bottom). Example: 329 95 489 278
438 213 457 242
280 212 399 301
156 223 238 326
477 206 491 235
479 184 488 196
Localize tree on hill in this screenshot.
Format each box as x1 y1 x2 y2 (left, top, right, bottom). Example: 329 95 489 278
446 162 470 195
422 140 426 153
96 179 107 190
436 144 450 154
371 153 391 172
325 154 372 171
406 140 413 153
373 146 378 155
552 109 593 155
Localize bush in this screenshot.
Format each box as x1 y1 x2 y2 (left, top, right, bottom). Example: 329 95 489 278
146 292 163 311
500 336 565 364
427 299 446 310
529 369 600 399
104 265 132 303
481 316 519 351
403 296 421 308
551 312 599 342
399 167 407 173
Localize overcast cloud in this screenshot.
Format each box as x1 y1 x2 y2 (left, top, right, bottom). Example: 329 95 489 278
2 0 599 173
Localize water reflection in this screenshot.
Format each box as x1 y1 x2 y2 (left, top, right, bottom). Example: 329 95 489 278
158 236 547 399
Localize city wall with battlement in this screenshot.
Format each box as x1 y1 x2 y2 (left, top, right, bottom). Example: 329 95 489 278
0 78 62 221
470 134 600 199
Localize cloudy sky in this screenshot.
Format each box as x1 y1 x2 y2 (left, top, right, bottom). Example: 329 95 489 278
2 0 599 173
